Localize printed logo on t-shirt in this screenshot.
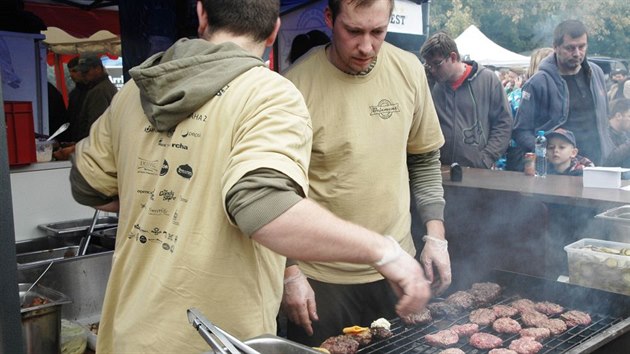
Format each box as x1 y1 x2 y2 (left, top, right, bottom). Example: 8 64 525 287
137 158 160 175
369 99 400 119
160 160 169 176
177 164 193 179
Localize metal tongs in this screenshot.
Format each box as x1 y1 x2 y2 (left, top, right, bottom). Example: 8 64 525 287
187 308 261 354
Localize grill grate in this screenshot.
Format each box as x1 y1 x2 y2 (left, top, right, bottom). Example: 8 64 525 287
357 295 626 354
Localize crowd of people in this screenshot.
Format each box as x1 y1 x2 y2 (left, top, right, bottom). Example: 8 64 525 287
41 0 627 352
417 20 629 177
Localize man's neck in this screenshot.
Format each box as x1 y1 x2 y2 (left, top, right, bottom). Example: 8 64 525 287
448 62 467 84
558 61 581 75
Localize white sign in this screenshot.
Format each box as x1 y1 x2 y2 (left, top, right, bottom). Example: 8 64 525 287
389 0 423 35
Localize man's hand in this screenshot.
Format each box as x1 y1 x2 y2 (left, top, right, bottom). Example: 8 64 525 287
281 265 318 335
373 237 432 318
419 235 451 295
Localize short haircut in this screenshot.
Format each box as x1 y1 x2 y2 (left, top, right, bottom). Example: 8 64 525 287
610 98 630 117
67 56 80 70
200 0 279 42
419 32 460 61
328 0 394 24
553 20 588 47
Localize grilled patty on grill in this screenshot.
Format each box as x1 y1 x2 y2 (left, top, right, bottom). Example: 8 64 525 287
438 348 465 354
320 335 359 354
538 318 567 335
492 317 522 334
469 282 502 306
449 323 479 337
520 310 548 327
561 310 592 327
469 332 503 349
510 299 537 314
424 329 459 347
402 307 433 324
493 304 519 318
519 327 551 341
446 291 476 310
509 336 543 354
469 308 497 326
534 301 564 316
489 349 518 354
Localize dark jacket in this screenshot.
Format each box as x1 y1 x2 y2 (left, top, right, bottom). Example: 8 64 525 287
512 54 613 168
604 126 630 168
548 155 594 176
430 61 513 168
71 75 118 141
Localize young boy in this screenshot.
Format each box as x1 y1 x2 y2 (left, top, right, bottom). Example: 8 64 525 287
545 128 594 176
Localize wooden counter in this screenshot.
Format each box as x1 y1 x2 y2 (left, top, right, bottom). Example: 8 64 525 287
441 166 630 208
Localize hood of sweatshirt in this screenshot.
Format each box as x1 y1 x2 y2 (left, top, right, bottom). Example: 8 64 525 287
129 38 265 131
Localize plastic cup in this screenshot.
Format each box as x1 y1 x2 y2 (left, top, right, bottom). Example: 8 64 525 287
35 139 54 162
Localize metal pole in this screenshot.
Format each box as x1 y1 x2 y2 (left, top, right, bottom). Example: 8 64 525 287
422 0 431 37
0 74 26 353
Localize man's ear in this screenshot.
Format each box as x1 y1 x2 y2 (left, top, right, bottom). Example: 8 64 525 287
265 18 281 47
324 6 334 29
197 1 209 38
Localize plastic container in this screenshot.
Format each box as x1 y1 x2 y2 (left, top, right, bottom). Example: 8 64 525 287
35 139 54 162
583 167 630 189
60 319 88 354
564 238 630 295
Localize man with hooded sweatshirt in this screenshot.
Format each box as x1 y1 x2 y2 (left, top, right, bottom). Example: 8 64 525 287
420 32 513 169
69 0 431 352
512 20 613 170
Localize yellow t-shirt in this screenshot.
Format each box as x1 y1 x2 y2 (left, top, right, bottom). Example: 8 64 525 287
75 66 312 352
285 42 444 284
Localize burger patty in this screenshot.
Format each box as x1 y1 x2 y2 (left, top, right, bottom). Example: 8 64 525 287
493 317 522 334
534 301 565 316
428 301 462 319
449 323 479 337
469 282 502 306
469 332 503 350
402 307 433 324
370 327 392 340
561 310 592 327
446 291 476 310
520 310 548 327
424 329 459 347
510 299 537 314
539 318 567 335
469 308 497 326
489 349 518 354
509 337 543 354
320 335 360 354
493 304 519 318
519 327 551 341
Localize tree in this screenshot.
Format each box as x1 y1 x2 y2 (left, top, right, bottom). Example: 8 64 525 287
428 0 630 59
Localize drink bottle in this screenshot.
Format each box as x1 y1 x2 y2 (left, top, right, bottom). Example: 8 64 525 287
535 130 547 177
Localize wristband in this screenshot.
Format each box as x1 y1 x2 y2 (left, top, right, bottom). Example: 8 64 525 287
373 236 402 267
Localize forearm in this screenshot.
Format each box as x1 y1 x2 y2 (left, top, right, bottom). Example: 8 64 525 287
408 151 445 223
252 198 388 265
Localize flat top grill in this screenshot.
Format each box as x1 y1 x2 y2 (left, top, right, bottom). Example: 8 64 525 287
357 271 630 354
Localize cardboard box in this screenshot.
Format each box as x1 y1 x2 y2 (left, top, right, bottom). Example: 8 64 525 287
583 167 630 189
564 238 630 295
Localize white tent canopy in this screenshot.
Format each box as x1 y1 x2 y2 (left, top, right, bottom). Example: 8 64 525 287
455 25 530 67
42 26 121 56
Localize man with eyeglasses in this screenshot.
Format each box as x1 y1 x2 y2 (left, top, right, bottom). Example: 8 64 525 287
420 32 513 169
512 20 613 169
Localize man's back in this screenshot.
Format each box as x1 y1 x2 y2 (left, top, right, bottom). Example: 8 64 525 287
75 40 313 352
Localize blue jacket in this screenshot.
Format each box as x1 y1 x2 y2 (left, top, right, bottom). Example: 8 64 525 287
513 54 613 165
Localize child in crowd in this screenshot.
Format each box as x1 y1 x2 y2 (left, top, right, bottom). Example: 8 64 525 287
545 128 594 176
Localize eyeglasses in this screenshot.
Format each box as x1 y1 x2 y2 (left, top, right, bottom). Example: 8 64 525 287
423 57 447 71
